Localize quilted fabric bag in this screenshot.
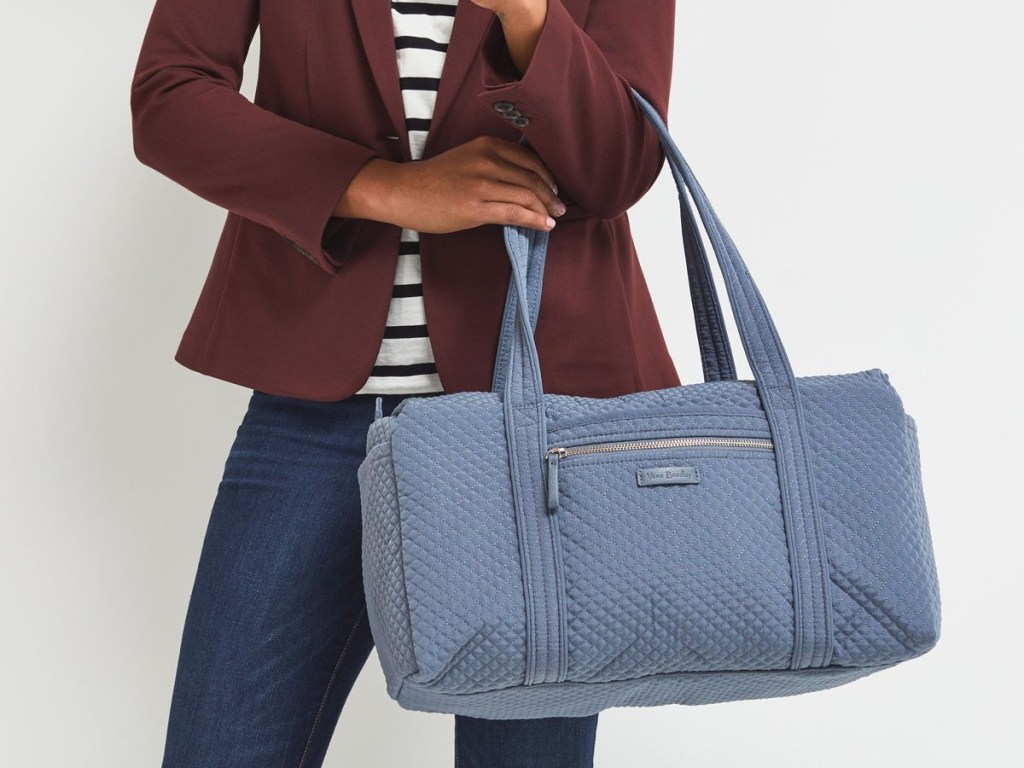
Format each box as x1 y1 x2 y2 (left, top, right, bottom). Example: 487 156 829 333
357 87 941 719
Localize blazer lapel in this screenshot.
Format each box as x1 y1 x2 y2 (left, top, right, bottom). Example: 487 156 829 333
350 0 493 162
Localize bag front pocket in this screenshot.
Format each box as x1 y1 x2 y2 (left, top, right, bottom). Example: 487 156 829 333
546 437 797 683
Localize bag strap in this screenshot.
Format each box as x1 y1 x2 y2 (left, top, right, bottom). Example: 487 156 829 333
499 87 835 671
491 138 737 393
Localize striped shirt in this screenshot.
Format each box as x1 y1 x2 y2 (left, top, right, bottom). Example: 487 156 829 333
354 0 460 395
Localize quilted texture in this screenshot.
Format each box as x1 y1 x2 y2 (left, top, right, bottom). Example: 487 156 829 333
356 88 941 718
358 370 941 718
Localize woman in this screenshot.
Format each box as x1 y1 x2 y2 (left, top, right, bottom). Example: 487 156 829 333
131 0 680 765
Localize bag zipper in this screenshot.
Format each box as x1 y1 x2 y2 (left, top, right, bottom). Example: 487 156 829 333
544 436 775 514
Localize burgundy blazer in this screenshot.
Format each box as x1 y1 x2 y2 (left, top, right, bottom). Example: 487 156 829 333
130 0 682 401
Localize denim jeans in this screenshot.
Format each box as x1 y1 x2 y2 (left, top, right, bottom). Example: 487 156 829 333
161 389 599 767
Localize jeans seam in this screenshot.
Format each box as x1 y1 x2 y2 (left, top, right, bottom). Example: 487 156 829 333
297 604 366 768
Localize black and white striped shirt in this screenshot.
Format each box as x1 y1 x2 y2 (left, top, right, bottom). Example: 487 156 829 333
354 0 460 395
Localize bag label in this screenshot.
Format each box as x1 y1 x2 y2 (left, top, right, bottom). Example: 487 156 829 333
636 465 700 486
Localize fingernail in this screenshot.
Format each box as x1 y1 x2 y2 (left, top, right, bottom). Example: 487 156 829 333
551 183 558 195
553 201 567 216
546 216 556 228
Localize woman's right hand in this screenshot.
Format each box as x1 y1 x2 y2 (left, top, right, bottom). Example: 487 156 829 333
336 135 567 233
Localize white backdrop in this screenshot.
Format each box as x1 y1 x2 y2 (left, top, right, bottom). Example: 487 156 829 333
2 1 1020 765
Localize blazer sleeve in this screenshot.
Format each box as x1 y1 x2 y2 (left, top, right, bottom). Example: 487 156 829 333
475 0 675 220
129 0 382 275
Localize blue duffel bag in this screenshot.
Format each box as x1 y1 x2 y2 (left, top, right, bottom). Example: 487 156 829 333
357 87 941 719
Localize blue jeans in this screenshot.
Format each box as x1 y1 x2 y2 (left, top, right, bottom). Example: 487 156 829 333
161 390 599 767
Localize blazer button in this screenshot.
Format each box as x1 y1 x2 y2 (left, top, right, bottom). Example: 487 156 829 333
504 108 522 119
510 116 530 127
493 101 515 112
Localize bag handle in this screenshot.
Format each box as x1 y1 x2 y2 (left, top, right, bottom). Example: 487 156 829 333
490 138 738 394
498 86 835 670
499 87 801 411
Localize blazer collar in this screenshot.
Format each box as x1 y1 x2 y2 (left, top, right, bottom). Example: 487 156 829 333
350 0 494 162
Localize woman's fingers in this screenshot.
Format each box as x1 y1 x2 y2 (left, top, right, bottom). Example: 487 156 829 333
483 138 565 208
486 153 566 220
383 135 565 233
490 138 560 195
477 179 557 231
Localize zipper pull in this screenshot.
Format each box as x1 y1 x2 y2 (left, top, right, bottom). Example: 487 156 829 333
545 448 565 514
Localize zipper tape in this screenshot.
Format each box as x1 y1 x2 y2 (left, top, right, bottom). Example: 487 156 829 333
544 436 775 515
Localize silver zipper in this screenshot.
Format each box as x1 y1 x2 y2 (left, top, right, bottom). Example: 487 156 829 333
544 435 774 514
546 435 774 458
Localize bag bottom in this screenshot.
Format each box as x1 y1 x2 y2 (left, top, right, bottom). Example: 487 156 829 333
392 662 901 719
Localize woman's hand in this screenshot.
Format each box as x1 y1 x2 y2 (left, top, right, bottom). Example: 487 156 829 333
469 1 547 76
466 0 542 15
339 135 567 233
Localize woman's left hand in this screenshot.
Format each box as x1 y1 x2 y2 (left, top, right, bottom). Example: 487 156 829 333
467 0 545 20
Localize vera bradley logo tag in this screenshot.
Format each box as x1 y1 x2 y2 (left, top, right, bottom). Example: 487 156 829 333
636 465 700 487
